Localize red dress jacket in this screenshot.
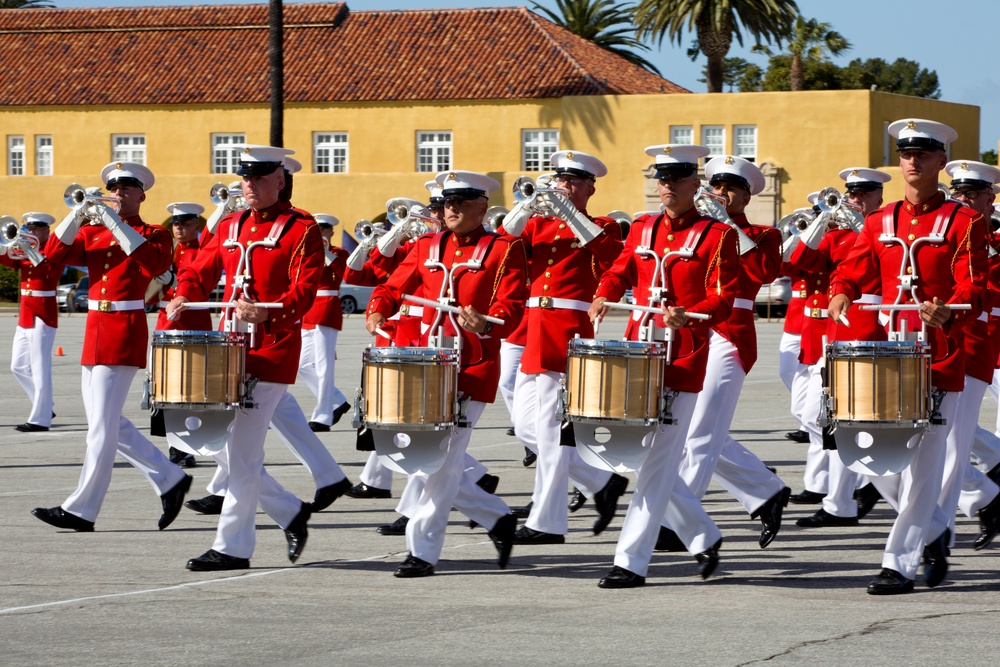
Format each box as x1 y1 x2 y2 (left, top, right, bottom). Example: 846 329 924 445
711 214 780 372
345 241 425 347
829 194 987 391
517 212 622 375
45 215 172 367
155 239 213 332
303 246 348 331
366 227 527 403
0 251 63 329
594 208 739 393
175 202 324 385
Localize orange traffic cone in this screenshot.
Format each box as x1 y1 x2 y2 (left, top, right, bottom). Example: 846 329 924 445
55 346 64 356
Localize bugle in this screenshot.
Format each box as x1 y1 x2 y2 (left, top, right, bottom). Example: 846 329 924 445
484 206 509 232
0 216 43 266
64 183 120 222
694 187 756 255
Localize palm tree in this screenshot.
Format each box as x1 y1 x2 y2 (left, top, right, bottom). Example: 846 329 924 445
783 17 850 91
632 0 799 93
531 0 661 75
0 0 55 7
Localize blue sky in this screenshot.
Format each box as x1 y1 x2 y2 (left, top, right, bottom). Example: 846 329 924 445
50 0 1000 152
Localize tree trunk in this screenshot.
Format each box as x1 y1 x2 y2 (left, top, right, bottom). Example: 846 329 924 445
696 14 733 94
268 0 284 147
790 53 804 91
706 55 724 93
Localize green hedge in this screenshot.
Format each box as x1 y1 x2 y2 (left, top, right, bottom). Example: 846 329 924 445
0 264 18 302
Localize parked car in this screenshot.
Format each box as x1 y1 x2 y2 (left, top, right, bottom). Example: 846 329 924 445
340 283 374 315
755 276 791 318
70 275 90 312
56 283 75 312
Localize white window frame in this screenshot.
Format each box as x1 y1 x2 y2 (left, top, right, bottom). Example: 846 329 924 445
521 129 559 172
416 131 452 173
669 125 693 146
733 125 757 162
701 125 725 162
211 133 246 174
8 135 25 176
111 134 146 165
313 132 349 174
35 135 53 176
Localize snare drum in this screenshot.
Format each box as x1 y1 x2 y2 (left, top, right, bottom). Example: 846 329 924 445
363 347 458 430
150 330 248 409
826 340 930 427
564 339 665 425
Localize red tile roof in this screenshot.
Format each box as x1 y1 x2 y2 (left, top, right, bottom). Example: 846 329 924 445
0 3 686 106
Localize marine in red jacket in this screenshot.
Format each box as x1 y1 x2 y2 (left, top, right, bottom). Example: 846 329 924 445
153 202 213 332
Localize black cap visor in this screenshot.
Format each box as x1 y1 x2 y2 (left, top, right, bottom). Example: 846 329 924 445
896 137 945 153
709 172 750 192
442 188 487 202
236 161 283 177
653 163 697 180
105 176 144 190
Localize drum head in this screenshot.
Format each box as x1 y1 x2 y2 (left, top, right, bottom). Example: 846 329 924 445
373 428 452 475
163 409 235 457
573 423 657 473
834 425 925 476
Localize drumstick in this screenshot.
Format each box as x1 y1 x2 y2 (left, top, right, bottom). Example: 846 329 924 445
403 294 505 326
858 304 972 311
839 314 851 328
166 302 284 321
602 301 710 321
375 327 392 340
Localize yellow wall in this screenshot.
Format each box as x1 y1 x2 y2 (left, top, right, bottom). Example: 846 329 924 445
0 90 980 243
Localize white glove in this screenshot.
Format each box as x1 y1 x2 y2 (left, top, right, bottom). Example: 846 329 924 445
542 191 603 245
801 212 830 250
204 203 227 235
324 248 336 266
500 200 533 237
376 223 406 256
54 208 83 245
154 269 176 288
346 243 370 271
97 205 146 256
781 235 800 262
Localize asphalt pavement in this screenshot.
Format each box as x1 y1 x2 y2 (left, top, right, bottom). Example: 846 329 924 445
1 309 999 666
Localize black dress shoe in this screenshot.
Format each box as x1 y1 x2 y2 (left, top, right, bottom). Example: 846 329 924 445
522 447 537 467
377 515 409 535
987 462 1000 487
31 506 94 532
476 473 500 495
186 549 250 572
15 422 48 432
788 489 825 505
307 421 330 432
185 494 224 515
568 487 586 513
168 447 197 468
488 513 517 569
696 538 722 579
331 401 351 426
511 502 533 519
159 474 193 530
512 526 565 544
752 486 791 548
975 492 1000 550
795 508 859 528
394 554 434 578
345 482 392 500
867 568 914 595
312 477 352 512
284 503 312 563
922 528 949 588
784 429 810 443
593 473 628 535
855 483 882 519
654 526 687 552
506 426 516 437
598 565 645 589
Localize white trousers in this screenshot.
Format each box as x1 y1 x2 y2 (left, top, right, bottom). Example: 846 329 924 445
360 451 393 490
679 331 784 514
10 319 56 427
63 365 184 522
970 369 1000 470
206 389 347 495
395 452 489 517
615 393 722 577
867 392 957 580
405 401 510 565
513 370 612 535
498 340 523 418
212 382 305 559
778 332 802 392
940 377 997 538
299 326 348 426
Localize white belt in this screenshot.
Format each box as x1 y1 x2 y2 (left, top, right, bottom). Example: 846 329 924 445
527 296 590 312
804 305 828 318
316 290 339 297
732 297 753 310
979 311 989 322
857 293 881 305
992 308 1000 318
88 299 144 312
157 301 170 310
20 289 55 297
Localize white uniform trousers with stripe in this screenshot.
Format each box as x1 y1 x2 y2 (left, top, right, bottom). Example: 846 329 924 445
802 363 858 513
498 340 523 419
970 370 1000 471
298 325 348 427
10 319 56 427
62 365 185 522
779 332 807 430
395 453 489 518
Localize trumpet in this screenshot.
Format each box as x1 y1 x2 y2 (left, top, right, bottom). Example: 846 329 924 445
606 210 632 225
63 183 120 223
512 174 563 213
694 187 757 255
484 206 509 232
209 182 247 213
815 186 864 233
0 216 43 266
354 219 386 245
386 198 435 238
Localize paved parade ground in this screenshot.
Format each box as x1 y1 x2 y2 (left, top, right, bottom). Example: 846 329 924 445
1 309 999 666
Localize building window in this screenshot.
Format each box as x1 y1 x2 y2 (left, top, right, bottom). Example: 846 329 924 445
314 132 348 174
8 136 25 176
522 129 559 171
669 126 693 145
35 135 53 176
701 126 725 161
212 133 246 174
417 131 452 172
112 134 146 164
734 125 757 162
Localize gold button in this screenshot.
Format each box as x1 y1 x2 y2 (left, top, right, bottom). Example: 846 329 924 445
908 233 916 241
559 223 566 229
543 285 550 291
814 290 819 295
906 266 913 274
545 271 551 278
180 251 185 256
816 280 822 285
110 241 116 246
102 275 108 282
554 235 561 241
571 242 580 248
106 252 112 257
251 226 258 233
667 234 675 241
922 204 929 212
551 247 557 253
100 287 107 294
547 259 554 265
455 250 463 257
104 264 110 269
911 219 919 226
664 247 671 253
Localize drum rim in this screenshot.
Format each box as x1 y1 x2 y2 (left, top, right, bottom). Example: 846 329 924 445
363 346 459 361
152 330 249 344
